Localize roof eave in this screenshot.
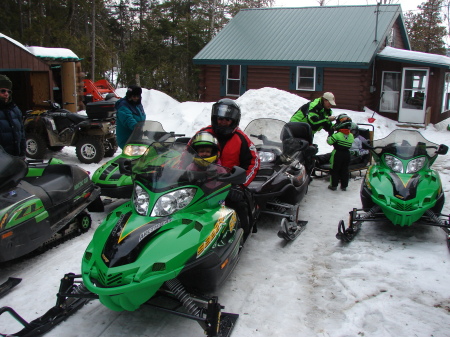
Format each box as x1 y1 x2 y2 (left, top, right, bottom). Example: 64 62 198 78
376 55 450 69
192 59 371 69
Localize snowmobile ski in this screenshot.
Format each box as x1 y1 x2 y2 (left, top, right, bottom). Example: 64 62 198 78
0 273 96 337
277 218 307 241
0 277 21 298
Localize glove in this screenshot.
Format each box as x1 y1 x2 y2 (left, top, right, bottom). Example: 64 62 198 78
228 185 244 202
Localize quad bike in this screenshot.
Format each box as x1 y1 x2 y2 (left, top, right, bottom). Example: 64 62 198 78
0 147 103 264
24 100 117 164
92 120 188 198
336 128 450 248
0 140 248 337
244 119 317 240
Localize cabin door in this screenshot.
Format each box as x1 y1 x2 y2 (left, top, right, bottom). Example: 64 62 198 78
398 68 429 124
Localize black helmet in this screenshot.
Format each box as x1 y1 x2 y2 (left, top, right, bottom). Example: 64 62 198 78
191 132 220 168
211 99 241 136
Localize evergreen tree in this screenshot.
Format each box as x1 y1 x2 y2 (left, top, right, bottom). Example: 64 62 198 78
405 0 447 55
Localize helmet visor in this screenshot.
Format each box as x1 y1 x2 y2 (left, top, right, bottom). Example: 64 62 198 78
212 103 240 120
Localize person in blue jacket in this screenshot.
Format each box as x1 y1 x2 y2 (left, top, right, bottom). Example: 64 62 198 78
0 74 26 157
115 85 146 149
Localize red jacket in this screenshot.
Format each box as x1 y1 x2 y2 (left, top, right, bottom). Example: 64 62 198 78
191 126 259 186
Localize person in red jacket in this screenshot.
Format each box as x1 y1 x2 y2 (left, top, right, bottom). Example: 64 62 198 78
191 98 259 238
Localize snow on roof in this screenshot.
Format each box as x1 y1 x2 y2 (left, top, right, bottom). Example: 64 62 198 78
378 46 450 68
0 33 79 61
27 46 79 61
0 33 33 54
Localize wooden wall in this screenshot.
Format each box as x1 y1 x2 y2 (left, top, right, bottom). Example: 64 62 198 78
198 64 373 112
0 39 50 72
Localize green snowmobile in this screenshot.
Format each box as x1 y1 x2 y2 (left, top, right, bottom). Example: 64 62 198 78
0 139 247 337
336 128 450 247
92 120 187 199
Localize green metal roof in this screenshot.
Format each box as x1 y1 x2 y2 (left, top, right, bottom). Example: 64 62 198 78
193 5 409 68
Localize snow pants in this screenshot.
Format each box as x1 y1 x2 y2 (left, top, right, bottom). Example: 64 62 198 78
330 150 351 189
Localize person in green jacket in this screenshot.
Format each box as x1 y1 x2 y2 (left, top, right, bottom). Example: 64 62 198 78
290 92 337 137
326 117 354 191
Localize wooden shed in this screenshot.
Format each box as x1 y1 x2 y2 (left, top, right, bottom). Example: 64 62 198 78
193 5 450 125
0 34 83 113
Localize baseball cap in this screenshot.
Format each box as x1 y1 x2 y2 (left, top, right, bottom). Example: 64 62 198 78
323 92 336 106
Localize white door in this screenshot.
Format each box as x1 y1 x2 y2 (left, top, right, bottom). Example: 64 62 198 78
398 68 429 124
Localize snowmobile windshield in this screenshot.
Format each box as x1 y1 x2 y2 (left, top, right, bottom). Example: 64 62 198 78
131 142 231 193
125 120 177 146
244 118 311 161
373 129 439 159
244 118 286 162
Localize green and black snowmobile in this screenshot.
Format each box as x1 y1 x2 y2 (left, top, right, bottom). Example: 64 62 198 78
92 120 187 199
0 147 102 263
0 139 248 337
336 128 450 247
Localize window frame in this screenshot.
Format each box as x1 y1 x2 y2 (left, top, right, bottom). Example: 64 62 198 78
226 65 241 97
296 66 316 91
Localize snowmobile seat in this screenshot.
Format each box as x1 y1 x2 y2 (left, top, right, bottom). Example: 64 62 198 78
0 148 28 193
32 164 74 205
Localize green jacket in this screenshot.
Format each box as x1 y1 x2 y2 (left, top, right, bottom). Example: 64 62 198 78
290 97 333 134
326 131 354 168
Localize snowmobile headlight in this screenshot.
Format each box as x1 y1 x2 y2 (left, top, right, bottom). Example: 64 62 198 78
133 184 150 215
151 188 196 216
124 145 149 156
406 157 426 173
259 151 276 163
384 155 403 173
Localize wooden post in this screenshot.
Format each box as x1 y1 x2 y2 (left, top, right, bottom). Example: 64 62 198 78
61 62 77 113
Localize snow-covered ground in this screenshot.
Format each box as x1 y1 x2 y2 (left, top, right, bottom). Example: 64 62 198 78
1 87 450 337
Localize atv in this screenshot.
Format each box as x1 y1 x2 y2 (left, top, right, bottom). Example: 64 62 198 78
92 120 188 198
24 100 117 164
0 140 246 337
336 128 450 248
0 147 103 263
244 119 316 240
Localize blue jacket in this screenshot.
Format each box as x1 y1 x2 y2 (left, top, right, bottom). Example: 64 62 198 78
0 100 26 157
115 97 146 149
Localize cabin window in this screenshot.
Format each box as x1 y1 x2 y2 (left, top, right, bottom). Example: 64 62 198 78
296 67 315 91
380 71 401 113
226 65 241 96
442 73 450 112
386 28 394 47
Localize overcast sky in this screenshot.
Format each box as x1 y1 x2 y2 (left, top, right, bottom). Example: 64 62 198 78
273 0 427 13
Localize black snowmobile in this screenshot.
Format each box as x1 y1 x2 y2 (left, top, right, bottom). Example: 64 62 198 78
0 147 102 263
244 119 317 240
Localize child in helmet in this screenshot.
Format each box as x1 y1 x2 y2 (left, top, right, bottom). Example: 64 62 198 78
326 116 354 191
186 132 226 172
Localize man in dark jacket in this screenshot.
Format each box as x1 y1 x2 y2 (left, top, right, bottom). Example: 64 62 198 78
191 99 259 239
115 85 146 149
0 74 26 157
290 92 337 137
